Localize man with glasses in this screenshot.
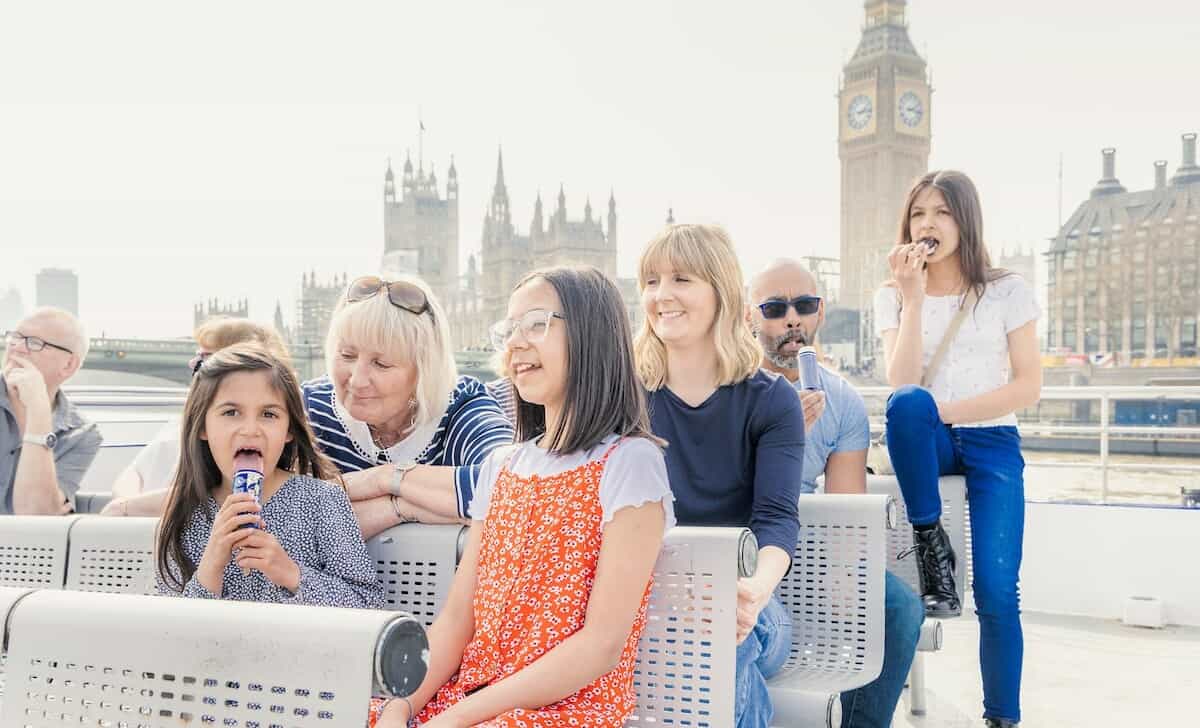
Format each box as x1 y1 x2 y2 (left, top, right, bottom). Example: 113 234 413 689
749 260 924 728
1 307 102 515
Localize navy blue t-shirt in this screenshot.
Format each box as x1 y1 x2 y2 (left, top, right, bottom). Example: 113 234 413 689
647 369 805 561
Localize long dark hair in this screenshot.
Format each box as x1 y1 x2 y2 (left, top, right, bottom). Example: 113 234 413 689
156 344 337 592
897 170 1009 305
506 266 662 454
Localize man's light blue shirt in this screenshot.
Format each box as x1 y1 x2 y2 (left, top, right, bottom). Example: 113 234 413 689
793 365 871 493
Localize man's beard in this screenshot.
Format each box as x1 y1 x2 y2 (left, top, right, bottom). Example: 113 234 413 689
763 328 808 369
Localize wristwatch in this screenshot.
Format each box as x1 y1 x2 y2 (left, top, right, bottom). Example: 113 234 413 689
390 460 419 497
22 432 58 450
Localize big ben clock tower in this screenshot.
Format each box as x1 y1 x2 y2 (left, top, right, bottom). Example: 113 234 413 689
839 0 931 340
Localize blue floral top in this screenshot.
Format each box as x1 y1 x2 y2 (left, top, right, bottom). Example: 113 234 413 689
157 474 384 609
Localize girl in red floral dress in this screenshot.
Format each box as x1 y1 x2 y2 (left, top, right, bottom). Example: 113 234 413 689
373 266 675 728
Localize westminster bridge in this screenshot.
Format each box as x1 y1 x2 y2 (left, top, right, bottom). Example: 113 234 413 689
82 337 496 385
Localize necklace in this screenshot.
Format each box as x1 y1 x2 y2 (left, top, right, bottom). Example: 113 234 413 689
367 399 419 449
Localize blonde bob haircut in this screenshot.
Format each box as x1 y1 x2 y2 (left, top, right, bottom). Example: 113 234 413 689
635 223 762 390
324 274 458 429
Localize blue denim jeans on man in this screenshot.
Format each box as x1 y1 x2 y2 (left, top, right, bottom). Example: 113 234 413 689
885 385 1026 724
735 595 792 728
840 571 925 727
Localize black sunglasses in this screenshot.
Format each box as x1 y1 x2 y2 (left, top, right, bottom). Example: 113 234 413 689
757 296 822 319
346 276 432 319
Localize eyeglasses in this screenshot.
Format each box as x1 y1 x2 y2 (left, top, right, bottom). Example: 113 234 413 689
757 296 822 320
4 330 74 355
346 276 432 319
489 309 565 350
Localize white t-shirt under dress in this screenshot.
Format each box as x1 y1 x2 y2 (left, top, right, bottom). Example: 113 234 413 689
469 433 676 536
873 274 1040 428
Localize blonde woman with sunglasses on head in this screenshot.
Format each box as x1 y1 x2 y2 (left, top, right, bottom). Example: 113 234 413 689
105 275 514 537
305 275 514 538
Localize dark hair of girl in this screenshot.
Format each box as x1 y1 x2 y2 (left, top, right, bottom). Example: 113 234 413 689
897 169 1009 306
509 266 663 454
156 344 337 592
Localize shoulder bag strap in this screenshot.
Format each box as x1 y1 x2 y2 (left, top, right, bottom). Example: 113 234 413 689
921 287 979 389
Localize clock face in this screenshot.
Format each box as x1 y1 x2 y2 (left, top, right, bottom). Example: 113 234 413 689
847 94 873 131
899 91 924 127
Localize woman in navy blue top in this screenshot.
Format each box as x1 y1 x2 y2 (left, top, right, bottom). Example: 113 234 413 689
313 275 513 539
637 224 805 728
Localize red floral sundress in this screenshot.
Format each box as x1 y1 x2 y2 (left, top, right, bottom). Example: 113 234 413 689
414 440 652 727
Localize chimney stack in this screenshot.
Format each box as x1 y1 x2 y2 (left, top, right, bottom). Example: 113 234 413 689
1172 132 1200 186
1090 147 1127 198
1155 161 1168 190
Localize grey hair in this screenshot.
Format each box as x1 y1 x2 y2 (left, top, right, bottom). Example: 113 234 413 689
28 306 89 363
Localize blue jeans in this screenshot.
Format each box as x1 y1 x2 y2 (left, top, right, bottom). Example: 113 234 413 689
735 595 793 728
840 571 925 728
885 385 1025 723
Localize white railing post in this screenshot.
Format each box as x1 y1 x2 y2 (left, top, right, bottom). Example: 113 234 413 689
1099 393 1110 503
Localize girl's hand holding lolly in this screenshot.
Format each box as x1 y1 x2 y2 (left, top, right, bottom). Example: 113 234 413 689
233 527 301 592
194 492 261 593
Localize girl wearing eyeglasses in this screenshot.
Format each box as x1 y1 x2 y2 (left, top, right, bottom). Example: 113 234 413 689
875 170 1040 728
373 266 673 727
306 275 514 538
637 224 805 728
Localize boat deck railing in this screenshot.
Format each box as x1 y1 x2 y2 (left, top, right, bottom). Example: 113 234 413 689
67 383 1200 505
801 385 1200 505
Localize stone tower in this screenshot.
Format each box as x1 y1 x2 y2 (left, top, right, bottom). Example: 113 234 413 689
480 149 532 325
838 0 931 320
382 151 459 303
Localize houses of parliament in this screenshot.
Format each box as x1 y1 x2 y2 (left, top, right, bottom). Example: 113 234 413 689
378 148 639 351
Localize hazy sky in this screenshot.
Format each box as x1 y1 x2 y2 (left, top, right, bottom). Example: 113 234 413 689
2 0 1197 338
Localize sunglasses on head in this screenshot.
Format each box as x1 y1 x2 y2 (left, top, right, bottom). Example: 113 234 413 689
757 296 822 319
346 276 432 319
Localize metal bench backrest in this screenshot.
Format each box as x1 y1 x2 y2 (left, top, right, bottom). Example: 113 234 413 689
0 516 77 589
866 475 969 599
0 590 402 726
626 526 746 727
0 586 35 706
65 516 159 594
771 493 892 695
367 523 464 627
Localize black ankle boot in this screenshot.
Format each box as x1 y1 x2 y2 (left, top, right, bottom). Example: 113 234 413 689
913 522 961 617
984 718 1018 727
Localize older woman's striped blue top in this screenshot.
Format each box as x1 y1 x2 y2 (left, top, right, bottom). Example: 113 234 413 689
302 375 514 517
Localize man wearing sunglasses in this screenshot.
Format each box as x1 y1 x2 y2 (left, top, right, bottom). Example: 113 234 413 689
1 307 102 515
749 260 923 728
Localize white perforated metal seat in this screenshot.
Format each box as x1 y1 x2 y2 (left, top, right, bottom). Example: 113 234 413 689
626 526 754 728
768 493 894 727
367 523 465 627
865 475 969 716
65 516 160 594
0 586 35 710
0 589 429 726
0 516 77 589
